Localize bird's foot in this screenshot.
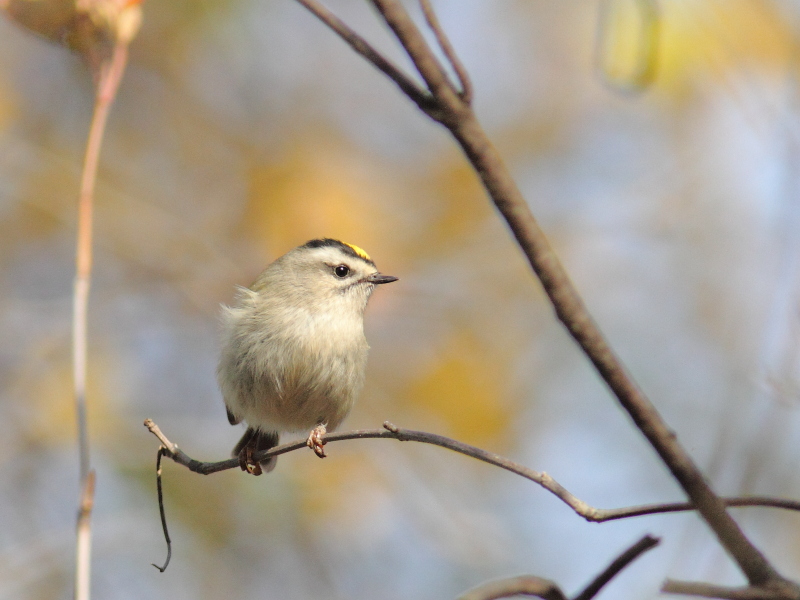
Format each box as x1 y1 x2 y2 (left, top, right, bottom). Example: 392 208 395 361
238 443 263 476
306 424 327 458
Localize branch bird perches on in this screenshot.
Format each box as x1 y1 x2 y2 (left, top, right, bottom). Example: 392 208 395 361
144 419 800 523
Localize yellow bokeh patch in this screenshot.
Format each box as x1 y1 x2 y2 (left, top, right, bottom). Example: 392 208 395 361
12 352 121 449
656 1 795 93
406 333 514 447
242 136 387 260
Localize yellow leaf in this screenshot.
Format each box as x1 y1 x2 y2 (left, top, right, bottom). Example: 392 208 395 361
595 0 659 91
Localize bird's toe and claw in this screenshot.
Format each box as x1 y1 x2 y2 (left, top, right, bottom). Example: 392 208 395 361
306 424 327 458
238 443 263 476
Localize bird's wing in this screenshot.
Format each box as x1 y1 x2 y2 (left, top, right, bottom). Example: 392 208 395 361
226 406 241 425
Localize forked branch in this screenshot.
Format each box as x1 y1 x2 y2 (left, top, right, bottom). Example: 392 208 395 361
572 535 659 600
457 534 659 600
293 0 433 111
418 0 472 102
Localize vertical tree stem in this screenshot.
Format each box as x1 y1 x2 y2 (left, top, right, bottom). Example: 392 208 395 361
74 471 96 600
72 40 129 600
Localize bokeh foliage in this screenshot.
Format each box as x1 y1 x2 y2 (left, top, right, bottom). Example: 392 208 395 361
2 1 800 599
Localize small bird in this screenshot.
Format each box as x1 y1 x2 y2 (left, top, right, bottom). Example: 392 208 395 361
217 238 397 475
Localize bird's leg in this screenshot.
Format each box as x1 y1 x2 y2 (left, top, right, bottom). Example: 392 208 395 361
238 440 263 476
306 424 327 458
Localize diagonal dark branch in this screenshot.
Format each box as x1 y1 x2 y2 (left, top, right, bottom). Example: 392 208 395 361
418 0 472 103
447 115 797 596
143 419 800 521
284 0 799 593
572 535 659 600
441 102 793 593
293 0 434 111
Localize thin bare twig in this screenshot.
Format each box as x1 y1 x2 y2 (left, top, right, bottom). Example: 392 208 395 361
418 0 472 103
142 419 800 521
662 580 799 600
145 419 179 454
151 447 172 572
286 0 798 592
572 535 659 600
456 576 567 600
596 497 800 521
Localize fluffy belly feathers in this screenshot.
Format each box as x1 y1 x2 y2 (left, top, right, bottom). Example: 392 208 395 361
218 306 368 433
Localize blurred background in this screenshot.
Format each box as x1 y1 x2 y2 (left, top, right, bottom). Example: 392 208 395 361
2 0 800 598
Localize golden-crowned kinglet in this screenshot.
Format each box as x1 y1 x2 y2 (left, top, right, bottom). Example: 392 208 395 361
217 238 397 475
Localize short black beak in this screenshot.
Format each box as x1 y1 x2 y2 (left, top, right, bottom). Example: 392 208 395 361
367 272 399 285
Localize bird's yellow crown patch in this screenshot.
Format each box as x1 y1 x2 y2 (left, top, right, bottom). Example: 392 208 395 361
302 238 374 264
343 242 371 262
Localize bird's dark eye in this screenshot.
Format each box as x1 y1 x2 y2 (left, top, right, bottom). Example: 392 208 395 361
334 265 350 278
